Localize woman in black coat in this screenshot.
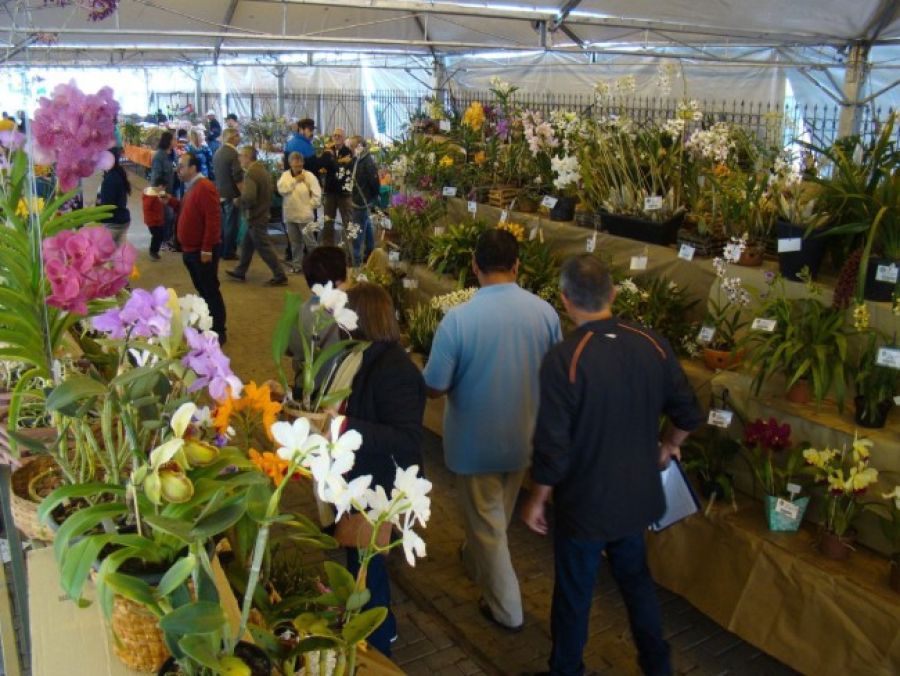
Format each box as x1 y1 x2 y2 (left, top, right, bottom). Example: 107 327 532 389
340 282 425 657
97 147 132 246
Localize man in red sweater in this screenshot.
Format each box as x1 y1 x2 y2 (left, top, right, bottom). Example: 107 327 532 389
175 152 228 344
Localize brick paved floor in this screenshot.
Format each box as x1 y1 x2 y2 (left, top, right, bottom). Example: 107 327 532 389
120 168 798 676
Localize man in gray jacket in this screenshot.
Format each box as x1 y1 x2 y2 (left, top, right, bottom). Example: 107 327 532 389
226 146 288 286
212 128 243 259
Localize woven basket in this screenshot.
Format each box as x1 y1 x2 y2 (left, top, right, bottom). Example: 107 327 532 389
110 594 169 673
10 454 59 541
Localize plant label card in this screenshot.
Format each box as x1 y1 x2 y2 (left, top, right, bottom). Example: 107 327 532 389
500 209 509 222
777 238 803 253
751 317 777 332
774 498 801 520
467 200 478 214
876 264 899 284
439 119 451 132
442 186 457 197
381 217 393 231
786 482 802 495
678 244 696 261
708 409 733 428
541 195 559 209
402 278 419 289
644 195 663 211
630 255 648 271
894 395 900 406
876 347 900 369
434 226 445 236
388 250 401 264
586 233 597 253
698 326 716 343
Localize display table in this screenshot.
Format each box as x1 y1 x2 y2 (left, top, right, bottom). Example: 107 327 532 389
123 144 153 169
28 548 402 675
646 498 900 675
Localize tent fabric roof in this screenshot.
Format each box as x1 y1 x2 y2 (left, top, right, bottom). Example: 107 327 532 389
3 0 900 68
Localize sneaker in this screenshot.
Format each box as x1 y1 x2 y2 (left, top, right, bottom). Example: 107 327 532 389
225 269 246 281
160 242 175 252
149 251 161 261
263 276 288 287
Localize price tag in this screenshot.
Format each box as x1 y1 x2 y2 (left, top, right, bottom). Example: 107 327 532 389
467 200 477 213
442 186 457 197
586 233 597 253
876 263 899 284
751 317 777 332
777 238 803 253
698 175 706 188
630 255 648 271
774 498 801 520
388 250 400 264
438 119 451 132
541 195 559 209
697 326 716 344
499 209 509 223
707 409 733 428
434 226 445 236
644 195 663 211
402 278 419 289
876 347 900 369
678 244 695 261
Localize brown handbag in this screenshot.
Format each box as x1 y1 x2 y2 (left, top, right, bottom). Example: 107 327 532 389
334 513 393 549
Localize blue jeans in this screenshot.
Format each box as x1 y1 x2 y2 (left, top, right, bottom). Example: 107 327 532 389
220 200 240 257
550 530 670 676
344 548 396 657
351 205 375 266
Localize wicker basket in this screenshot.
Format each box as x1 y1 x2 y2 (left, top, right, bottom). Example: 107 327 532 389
110 594 169 673
10 454 59 541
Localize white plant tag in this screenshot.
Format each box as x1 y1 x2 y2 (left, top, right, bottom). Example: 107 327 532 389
775 498 800 520
467 200 477 213
698 326 716 344
777 238 803 253
381 217 393 230
876 264 899 284
388 250 400 263
786 482 802 495
500 209 509 223
541 195 559 209
630 255 648 271
442 186 457 197
708 409 733 428
876 347 900 369
644 195 663 211
678 244 695 261
530 227 538 241
402 278 419 289
434 226 445 236
894 395 900 406
586 233 597 253
752 317 777 332
439 119 451 132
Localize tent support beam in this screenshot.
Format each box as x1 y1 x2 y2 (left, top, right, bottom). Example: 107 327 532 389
838 41 871 138
274 65 288 117
214 0 241 66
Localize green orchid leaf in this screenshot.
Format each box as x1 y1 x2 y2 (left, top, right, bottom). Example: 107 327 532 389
323 560 356 603
45 376 107 412
191 502 247 539
143 514 194 543
158 600 227 635
59 534 117 606
178 634 222 670
103 572 159 609
341 606 388 645
345 589 371 612
156 554 197 599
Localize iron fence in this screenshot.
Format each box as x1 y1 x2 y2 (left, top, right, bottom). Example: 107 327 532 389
151 88 899 150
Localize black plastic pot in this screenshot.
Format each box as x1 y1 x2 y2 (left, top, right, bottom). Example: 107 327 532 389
549 196 577 222
854 396 892 429
863 257 900 302
600 211 685 246
158 641 272 676
776 221 828 281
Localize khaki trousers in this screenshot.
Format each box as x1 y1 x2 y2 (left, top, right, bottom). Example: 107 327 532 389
458 470 526 627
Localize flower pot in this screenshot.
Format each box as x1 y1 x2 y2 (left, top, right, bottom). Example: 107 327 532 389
112 593 170 672
776 221 828 281
282 401 329 433
818 528 857 560
853 396 892 429
890 554 900 593
764 495 809 532
702 347 745 371
158 641 271 676
516 195 538 213
549 196 577 222
10 454 60 541
676 226 727 258
785 379 811 404
863 257 900 302
601 211 685 246
735 244 764 267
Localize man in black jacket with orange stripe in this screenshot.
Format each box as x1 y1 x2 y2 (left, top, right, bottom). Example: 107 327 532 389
522 254 703 676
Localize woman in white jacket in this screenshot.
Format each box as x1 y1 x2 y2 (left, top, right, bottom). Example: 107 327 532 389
277 151 323 272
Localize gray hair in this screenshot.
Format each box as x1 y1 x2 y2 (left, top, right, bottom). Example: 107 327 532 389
288 151 303 162
240 145 258 161
223 128 240 144
559 255 613 313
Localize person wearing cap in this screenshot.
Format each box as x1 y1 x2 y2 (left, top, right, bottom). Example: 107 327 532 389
205 110 222 153
284 118 317 171
225 113 240 130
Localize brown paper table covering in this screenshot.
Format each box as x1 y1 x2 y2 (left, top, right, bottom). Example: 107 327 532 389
28 547 403 675
646 497 900 675
123 144 153 169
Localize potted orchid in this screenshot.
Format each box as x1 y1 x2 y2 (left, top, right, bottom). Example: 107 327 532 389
698 238 753 370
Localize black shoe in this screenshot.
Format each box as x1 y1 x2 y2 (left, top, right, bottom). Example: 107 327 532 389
222 254 239 261
226 269 246 281
149 251 160 261
263 276 288 287
479 598 523 634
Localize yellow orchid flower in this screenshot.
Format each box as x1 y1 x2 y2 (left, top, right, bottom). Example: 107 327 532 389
144 463 194 504
851 434 873 463
846 465 878 494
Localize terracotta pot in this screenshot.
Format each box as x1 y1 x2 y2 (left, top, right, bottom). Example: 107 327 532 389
785 378 811 404
735 245 765 267
818 528 857 560
702 347 745 371
890 554 900 593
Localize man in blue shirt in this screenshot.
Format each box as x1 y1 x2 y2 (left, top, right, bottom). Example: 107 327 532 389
424 229 561 633
284 117 317 170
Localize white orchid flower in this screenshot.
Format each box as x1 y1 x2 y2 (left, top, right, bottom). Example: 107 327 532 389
272 417 329 463
883 486 900 510
398 525 427 566
179 294 213 331
392 465 433 527
328 474 372 523
311 282 359 331
364 485 393 524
